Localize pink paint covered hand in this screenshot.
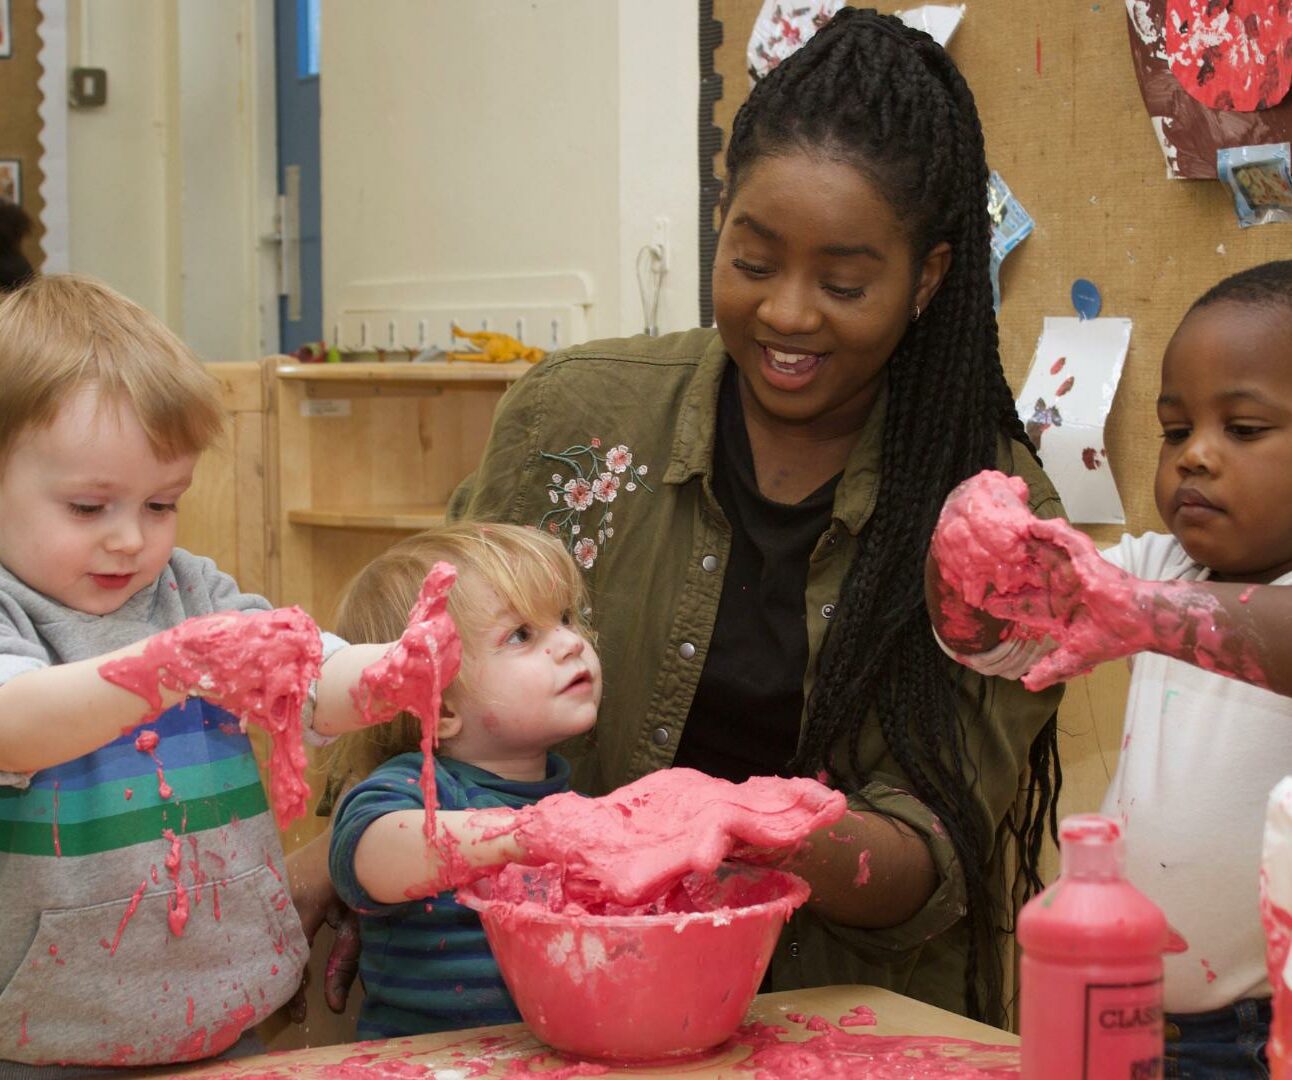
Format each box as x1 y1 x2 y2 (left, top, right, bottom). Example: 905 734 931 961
98 607 323 825
930 470 1267 690
930 471 1161 688
351 562 462 831
351 561 462 730
510 768 846 908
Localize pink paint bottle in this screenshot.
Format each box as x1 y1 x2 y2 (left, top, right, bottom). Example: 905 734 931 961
1260 778 1292 1080
1019 814 1167 1080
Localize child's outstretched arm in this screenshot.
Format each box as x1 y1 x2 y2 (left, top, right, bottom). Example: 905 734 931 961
928 470 1292 695
345 807 523 904
0 637 187 774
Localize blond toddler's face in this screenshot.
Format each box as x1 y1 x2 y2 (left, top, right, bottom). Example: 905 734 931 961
0 385 196 614
1154 301 1292 583
441 586 601 781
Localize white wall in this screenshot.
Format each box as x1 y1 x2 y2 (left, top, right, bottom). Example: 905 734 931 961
616 0 700 337
63 0 699 355
66 0 174 321
64 0 278 361
320 0 698 343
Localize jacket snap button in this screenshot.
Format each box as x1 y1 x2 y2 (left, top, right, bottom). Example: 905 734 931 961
679 642 696 659
651 727 670 746
701 554 718 572
821 603 835 619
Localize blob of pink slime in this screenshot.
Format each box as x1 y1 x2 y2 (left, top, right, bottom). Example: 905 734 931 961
352 562 462 841
99 607 322 827
492 768 847 910
931 470 1267 691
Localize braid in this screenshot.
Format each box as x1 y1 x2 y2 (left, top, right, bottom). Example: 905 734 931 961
729 8 1059 1024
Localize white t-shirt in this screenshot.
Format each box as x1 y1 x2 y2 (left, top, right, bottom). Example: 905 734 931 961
944 531 1292 1013
1100 532 1292 1013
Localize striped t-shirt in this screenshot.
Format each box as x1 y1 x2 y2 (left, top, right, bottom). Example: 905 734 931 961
0 551 335 1068
330 751 571 1038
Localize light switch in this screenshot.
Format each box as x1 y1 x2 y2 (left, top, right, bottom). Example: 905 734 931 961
69 68 108 108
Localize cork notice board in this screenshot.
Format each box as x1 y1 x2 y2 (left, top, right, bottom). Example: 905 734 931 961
710 1 1292 545
0 0 45 268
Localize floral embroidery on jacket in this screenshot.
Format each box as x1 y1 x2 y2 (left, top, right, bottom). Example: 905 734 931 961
539 438 652 568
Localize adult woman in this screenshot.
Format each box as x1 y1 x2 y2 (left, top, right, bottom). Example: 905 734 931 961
449 7 1062 1024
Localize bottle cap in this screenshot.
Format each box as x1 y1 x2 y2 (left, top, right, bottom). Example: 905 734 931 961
1059 813 1124 881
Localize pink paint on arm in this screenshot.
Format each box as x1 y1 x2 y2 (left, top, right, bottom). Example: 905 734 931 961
352 562 462 838
931 470 1268 691
101 607 323 827
854 848 872 887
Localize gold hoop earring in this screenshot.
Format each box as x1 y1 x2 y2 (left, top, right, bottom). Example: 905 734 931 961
911 304 922 323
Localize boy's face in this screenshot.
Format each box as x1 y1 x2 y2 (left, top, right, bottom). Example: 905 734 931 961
1155 301 1292 582
0 386 196 614
442 587 601 778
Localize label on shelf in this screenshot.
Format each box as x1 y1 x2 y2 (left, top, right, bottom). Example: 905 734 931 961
299 399 352 418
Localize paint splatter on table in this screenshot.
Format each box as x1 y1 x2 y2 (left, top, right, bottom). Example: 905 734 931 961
151 985 1018 1079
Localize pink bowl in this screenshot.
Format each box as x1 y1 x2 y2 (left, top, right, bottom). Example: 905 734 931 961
458 863 809 1062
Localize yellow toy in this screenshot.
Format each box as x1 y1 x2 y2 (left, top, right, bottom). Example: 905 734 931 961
447 324 546 364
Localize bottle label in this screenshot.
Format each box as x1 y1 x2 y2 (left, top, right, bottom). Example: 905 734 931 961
1084 977 1164 1079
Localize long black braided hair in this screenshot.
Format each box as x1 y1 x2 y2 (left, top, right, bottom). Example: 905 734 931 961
724 7 1061 1024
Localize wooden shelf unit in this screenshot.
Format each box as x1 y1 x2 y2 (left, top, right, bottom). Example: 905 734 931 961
273 360 526 623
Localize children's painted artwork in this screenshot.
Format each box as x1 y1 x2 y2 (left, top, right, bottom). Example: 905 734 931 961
1163 0 1292 112
1126 0 1292 179
0 0 10 60
747 0 844 83
1015 317 1131 525
1218 143 1292 227
987 171 1033 312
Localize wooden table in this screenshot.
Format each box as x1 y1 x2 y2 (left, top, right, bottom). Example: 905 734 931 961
159 984 1019 1078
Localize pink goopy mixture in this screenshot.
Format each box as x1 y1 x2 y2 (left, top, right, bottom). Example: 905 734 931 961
488 767 847 912
99 606 322 827
351 561 462 836
930 469 1268 690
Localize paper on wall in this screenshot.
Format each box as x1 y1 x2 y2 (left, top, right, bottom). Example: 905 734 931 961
895 4 965 47
746 0 844 84
1015 317 1131 525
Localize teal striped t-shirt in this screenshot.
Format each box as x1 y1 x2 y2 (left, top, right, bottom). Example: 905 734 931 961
329 751 571 1038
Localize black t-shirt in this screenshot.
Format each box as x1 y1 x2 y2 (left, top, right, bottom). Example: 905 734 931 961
673 366 841 782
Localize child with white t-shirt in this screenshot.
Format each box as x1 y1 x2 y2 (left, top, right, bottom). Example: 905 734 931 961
928 260 1292 1077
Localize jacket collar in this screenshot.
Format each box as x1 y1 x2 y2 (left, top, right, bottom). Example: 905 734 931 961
662 329 728 486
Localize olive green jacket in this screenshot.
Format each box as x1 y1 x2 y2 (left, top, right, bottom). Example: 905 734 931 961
449 328 1064 1016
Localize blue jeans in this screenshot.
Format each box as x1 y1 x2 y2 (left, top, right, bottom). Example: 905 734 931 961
1164 998 1271 1079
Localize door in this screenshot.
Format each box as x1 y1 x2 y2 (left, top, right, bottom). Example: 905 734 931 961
274 0 323 354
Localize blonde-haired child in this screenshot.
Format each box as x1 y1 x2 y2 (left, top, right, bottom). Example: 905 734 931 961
0 275 432 1074
326 523 601 1039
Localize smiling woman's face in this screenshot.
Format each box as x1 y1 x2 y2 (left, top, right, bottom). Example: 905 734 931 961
712 149 947 439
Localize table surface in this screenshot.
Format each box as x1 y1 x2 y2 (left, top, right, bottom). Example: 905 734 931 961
157 984 1020 1078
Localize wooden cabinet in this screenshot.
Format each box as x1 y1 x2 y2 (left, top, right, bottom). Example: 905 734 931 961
272 360 529 624
176 361 274 597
